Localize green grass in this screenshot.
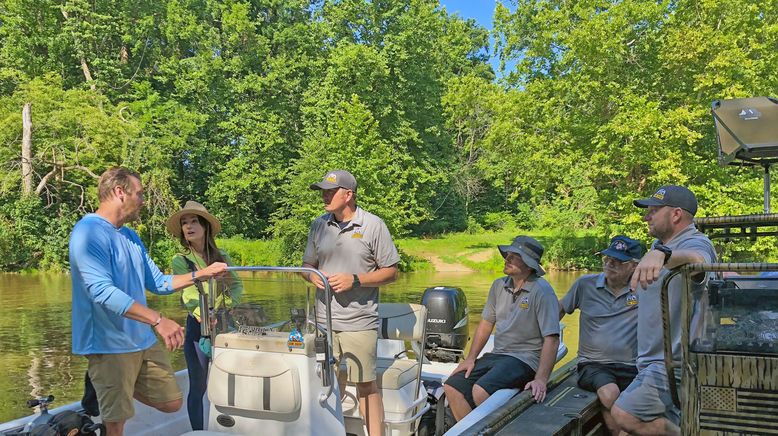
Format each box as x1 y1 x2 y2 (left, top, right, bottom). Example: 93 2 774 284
397 228 607 272
218 237 284 266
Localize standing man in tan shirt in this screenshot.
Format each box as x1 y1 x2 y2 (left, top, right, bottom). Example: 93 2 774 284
303 170 400 436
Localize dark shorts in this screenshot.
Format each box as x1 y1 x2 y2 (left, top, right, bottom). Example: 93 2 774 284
445 353 535 409
577 362 638 393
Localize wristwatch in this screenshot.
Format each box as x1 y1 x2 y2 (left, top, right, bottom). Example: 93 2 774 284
352 274 361 288
654 244 673 265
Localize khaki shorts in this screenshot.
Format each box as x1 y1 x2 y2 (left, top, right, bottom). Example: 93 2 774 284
332 330 378 383
614 363 681 425
87 342 182 422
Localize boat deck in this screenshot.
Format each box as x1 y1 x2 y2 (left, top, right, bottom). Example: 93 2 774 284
495 373 603 435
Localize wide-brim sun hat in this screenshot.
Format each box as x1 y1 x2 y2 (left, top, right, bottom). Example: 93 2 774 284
166 200 221 238
498 235 546 276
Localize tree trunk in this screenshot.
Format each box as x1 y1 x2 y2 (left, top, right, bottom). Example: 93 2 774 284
61 8 97 91
21 103 33 196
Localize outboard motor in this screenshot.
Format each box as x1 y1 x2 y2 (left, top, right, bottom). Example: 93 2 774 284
421 286 469 362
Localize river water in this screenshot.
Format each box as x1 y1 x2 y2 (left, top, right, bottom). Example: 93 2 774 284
0 270 585 422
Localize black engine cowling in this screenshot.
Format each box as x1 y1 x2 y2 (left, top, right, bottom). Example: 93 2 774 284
422 286 469 362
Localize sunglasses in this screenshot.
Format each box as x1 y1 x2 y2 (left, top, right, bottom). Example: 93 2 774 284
601 256 633 265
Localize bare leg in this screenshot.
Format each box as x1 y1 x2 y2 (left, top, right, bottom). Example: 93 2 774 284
338 366 348 400
443 384 472 422
357 381 384 436
472 384 491 407
611 404 680 436
104 420 125 436
596 383 621 436
133 392 182 413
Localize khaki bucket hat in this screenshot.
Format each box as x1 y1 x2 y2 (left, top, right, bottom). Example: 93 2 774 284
166 200 221 238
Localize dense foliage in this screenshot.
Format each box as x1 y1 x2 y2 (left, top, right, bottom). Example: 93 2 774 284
0 0 776 271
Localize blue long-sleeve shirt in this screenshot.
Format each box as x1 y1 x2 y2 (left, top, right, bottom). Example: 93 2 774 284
69 213 175 355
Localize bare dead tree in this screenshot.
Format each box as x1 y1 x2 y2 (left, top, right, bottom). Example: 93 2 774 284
61 8 97 91
21 103 33 195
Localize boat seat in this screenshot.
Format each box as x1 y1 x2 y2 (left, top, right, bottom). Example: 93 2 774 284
208 350 301 415
375 357 417 390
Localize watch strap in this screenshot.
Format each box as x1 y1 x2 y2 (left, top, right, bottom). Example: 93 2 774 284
655 244 672 264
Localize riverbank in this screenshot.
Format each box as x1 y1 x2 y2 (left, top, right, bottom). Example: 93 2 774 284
217 228 607 273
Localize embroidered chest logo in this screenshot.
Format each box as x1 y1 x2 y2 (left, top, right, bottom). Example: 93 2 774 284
352 232 363 239
626 293 638 307
519 296 530 310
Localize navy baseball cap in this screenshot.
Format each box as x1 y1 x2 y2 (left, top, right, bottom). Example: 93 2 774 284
633 185 698 216
597 236 644 262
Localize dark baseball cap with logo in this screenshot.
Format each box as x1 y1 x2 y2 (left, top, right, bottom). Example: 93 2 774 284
597 235 644 262
633 185 698 216
309 170 358 192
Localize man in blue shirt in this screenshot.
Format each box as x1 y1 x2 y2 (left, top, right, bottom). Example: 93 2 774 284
70 167 227 436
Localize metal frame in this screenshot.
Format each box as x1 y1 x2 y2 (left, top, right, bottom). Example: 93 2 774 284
660 262 778 408
695 214 778 240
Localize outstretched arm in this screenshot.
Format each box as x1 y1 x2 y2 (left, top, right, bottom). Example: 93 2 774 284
451 319 494 378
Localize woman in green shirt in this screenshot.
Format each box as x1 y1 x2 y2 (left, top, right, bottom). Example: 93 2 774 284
166 201 242 431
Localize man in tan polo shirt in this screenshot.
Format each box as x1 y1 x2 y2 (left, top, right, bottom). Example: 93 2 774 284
302 169 400 436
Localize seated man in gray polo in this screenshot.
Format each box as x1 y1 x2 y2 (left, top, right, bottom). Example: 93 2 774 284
612 185 716 436
444 236 560 422
560 235 644 436
302 169 400 436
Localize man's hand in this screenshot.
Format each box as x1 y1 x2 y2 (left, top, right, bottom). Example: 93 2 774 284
198 262 228 279
328 272 357 293
308 270 329 289
631 249 666 290
154 317 185 351
524 379 548 402
451 358 476 378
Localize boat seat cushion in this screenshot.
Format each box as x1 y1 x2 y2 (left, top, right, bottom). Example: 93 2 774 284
376 357 418 390
208 351 301 415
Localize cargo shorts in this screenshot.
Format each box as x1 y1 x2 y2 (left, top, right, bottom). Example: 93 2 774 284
86 342 182 422
333 329 378 383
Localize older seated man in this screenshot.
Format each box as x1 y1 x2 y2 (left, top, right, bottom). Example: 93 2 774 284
560 235 644 435
444 236 560 422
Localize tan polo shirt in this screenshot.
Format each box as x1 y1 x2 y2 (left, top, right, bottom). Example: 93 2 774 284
482 276 560 371
303 207 400 331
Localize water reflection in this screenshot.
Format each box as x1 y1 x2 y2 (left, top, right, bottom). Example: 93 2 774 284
0 270 585 422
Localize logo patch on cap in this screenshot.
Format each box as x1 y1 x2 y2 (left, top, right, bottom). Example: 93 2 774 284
614 241 627 252
652 188 666 200
325 174 337 183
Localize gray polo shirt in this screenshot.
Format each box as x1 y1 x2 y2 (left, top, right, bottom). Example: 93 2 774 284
303 206 400 332
560 273 638 365
482 276 561 371
637 224 716 370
